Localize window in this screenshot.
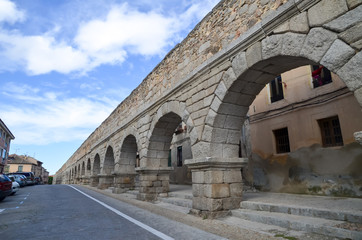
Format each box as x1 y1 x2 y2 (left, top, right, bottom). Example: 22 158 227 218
269 76 284 103
273 127 290 153
312 65 332 88
168 150 172 167
318 116 343 147
18 165 23 172
177 146 183 167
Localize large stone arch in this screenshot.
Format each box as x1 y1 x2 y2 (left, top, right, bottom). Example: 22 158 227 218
137 101 196 201
91 153 101 187
113 133 139 193
98 145 115 189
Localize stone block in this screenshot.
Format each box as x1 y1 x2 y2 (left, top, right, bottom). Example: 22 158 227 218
139 174 158 181
205 170 224 184
211 128 229 143
339 22 362 46
246 42 262 68
351 39 362 50
201 125 213 142
222 67 237 89
222 144 239 158
324 5 362 32
210 95 222 112
337 51 362 91
214 81 227 100
231 51 248 77
140 180 153 187
321 39 355 72
192 184 204 197
205 198 223 212
222 197 241 210
224 170 242 183
192 171 205 184
153 181 162 187
262 35 283 60
347 0 362 9
281 32 306 57
192 197 207 211
226 130 241 145
308 0 348 27
300 27 337 63
230 183 243 197
204 184 230 198
289 12 309 33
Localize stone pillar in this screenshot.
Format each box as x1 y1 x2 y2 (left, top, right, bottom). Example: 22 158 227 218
98 174 115 189
90 175 99 187
82 175 90 185
136 167 172 201
185 157 248 219
113 173 137 194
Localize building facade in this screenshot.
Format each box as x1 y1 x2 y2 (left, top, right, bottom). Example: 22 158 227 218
0 119 15 173
6 154 49 184
243 65 362 196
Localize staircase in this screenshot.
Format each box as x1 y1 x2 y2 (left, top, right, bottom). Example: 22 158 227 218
226 193 362 239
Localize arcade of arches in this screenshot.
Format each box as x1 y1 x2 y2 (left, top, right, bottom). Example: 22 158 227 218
55 0 362 218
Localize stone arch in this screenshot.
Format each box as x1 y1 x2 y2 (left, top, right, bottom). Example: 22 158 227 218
103 145 115 175
144 101 196 169
202 28 361 159
119 135 138 173
81 161 85 176
93 154 101 176
86 158 91 175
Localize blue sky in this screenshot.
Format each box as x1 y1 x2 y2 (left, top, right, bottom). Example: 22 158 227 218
0 0 219 174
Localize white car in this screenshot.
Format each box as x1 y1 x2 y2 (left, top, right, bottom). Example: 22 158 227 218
10 181 20 195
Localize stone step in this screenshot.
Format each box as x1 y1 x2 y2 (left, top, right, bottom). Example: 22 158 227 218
231 209 362 239
241 201 362 223
168 191 193 200
158 196 193 209
154 201 191 214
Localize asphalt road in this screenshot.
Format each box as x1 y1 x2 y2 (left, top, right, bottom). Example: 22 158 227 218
0 184 224 240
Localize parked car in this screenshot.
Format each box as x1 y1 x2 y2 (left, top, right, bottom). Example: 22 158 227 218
9 177 20 195
0 174 12 201
10 172 35 185
7 174 26 187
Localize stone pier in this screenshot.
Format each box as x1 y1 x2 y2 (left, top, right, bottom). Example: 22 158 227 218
185 158 248 218
98 174 115 189
136 167 172 201
113 173 137 194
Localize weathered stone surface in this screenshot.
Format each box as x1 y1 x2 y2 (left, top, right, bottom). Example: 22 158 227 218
230 183 243 197
222 67 237 89
324 5 362 32
224 170 242 183
204 170 224 184
321 39 355 72
337 51 362 91
192 171 205 184
308 0 348 27
347 0 362 9
351 39 362 50
281 32 306 57
205 198 223 211
231 51 248 77
204 184 230 198
222 197 241 210
300 27 337 63
289 12 309 33
339 22 362 46
262 35 283 59
246 42 262 68
192 183 204 197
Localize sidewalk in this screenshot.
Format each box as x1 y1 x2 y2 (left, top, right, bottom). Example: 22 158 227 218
78 184 362 240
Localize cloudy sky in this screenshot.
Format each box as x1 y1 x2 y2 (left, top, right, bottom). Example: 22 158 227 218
0 0 219 174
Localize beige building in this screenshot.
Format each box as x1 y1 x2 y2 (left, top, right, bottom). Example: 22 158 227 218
0 119 15 173
5 154 49 184
243 65 362 197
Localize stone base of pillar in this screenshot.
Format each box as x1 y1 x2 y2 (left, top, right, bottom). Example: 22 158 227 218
98 174 114 189
82 176 90 185
135 167 172 202
90 176 99 187
185 157 248 219
354 131 362 145
113 173 137 194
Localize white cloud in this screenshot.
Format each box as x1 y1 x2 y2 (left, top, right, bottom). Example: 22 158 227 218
0 0 218 75
1 82 131 145
0 0 25 24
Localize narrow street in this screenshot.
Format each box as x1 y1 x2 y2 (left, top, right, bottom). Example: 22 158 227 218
0 185 224 240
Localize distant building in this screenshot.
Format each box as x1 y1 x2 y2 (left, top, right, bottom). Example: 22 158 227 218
6 154 49 184
0 119 15 173
243 65 362 197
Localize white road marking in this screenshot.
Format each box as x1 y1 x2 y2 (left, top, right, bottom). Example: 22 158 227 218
0 209 4 213
68 185 174 240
